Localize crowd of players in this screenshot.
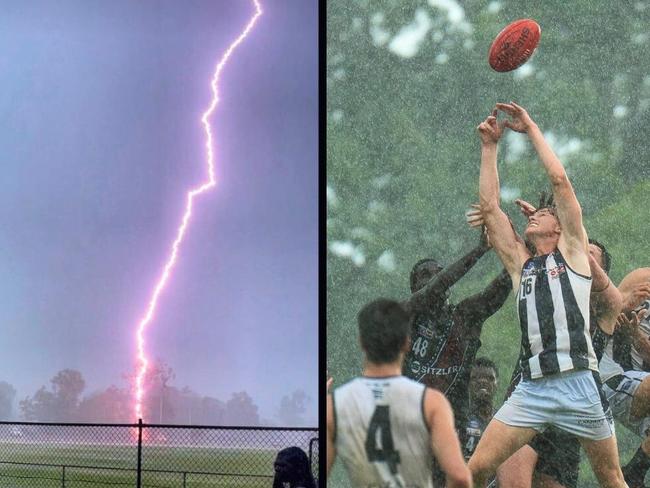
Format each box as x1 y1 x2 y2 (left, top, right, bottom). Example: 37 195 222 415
326 103 650 488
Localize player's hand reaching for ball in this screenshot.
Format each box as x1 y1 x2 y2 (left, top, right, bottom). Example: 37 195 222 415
496 102 535 133
477 110 504 145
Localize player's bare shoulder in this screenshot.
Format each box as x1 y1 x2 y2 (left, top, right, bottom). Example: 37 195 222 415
423 387 453 424
558 229 591 278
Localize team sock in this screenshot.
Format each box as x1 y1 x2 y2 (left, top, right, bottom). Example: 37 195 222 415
623 446 650 487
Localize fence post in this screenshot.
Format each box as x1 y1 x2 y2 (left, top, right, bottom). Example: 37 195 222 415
308 441 313 471
308 437 319 481
61 465 65 488
137 419 143 488
183 472 187 488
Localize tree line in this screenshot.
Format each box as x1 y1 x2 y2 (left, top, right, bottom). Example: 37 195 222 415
0 360 312 426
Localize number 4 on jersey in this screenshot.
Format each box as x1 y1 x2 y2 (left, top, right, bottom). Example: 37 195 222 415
364 406 401 474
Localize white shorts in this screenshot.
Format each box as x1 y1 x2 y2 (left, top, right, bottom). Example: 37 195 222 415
494 369 614 441
603 370 650 437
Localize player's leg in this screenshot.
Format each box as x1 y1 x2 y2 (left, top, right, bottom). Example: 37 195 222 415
551 370 622 487
604 371 650 487
496 444 538 488
468 419 538 488
533 473 571 488
531 429 581 488
629 372 650 419
579 435 626 488
623 373 650 487
476 373 558 487
622 435 650 488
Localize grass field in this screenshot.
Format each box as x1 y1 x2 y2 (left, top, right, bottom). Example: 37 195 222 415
0 443 281 487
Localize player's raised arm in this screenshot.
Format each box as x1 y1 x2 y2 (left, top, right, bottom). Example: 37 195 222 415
458 268 511 324
497 102 588 260
477 112 530 288
326 393 336 477
424 389 472 488
589 253 622 334
407 235 490 312
619 267 650 309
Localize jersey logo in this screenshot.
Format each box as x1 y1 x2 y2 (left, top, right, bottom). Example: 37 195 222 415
522 262 537 277
548 263 566 279
417 324 434 339
409 360 421 374
409 362 462 376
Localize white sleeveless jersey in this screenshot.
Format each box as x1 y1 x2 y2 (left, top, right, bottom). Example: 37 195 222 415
333 376 433 488
516 250 598 379
599 336 624 382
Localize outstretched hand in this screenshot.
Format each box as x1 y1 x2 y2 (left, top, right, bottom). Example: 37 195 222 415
496 102 535 134
465 204 491 248
616 309 649 335
466 204 484 229
477 109 504 145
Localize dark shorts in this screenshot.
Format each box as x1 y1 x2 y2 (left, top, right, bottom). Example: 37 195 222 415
529 426 580 488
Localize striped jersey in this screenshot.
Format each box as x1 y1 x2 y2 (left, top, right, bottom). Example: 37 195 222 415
332 376 433 488
517 250 598 379
599 337 624 382
632 299 650 371
507 311 609 398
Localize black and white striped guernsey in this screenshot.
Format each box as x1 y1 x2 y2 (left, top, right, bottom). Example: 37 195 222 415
517 250 598 379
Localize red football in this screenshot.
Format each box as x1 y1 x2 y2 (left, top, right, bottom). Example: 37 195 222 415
488 19 541 72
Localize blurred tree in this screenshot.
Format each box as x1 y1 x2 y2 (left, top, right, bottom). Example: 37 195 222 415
199 396 226 425
77 385 130 423
327 0 650 389
224 391 259 426
125 358 176 423
20 369 85 421
276 389 310 426
0 381 16 420
151 360 175 423
20 387 56 421
51 369 85 421
173 386 200 424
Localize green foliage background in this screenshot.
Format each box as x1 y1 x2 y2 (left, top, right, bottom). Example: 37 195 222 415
327 1 650 486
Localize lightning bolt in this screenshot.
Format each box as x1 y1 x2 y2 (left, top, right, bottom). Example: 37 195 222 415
134 0 263 421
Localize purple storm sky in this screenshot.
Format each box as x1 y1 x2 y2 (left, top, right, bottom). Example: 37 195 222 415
0 0 317 423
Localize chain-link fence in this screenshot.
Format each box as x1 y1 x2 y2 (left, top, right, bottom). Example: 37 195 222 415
0 421 318 487
308 436 319 481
